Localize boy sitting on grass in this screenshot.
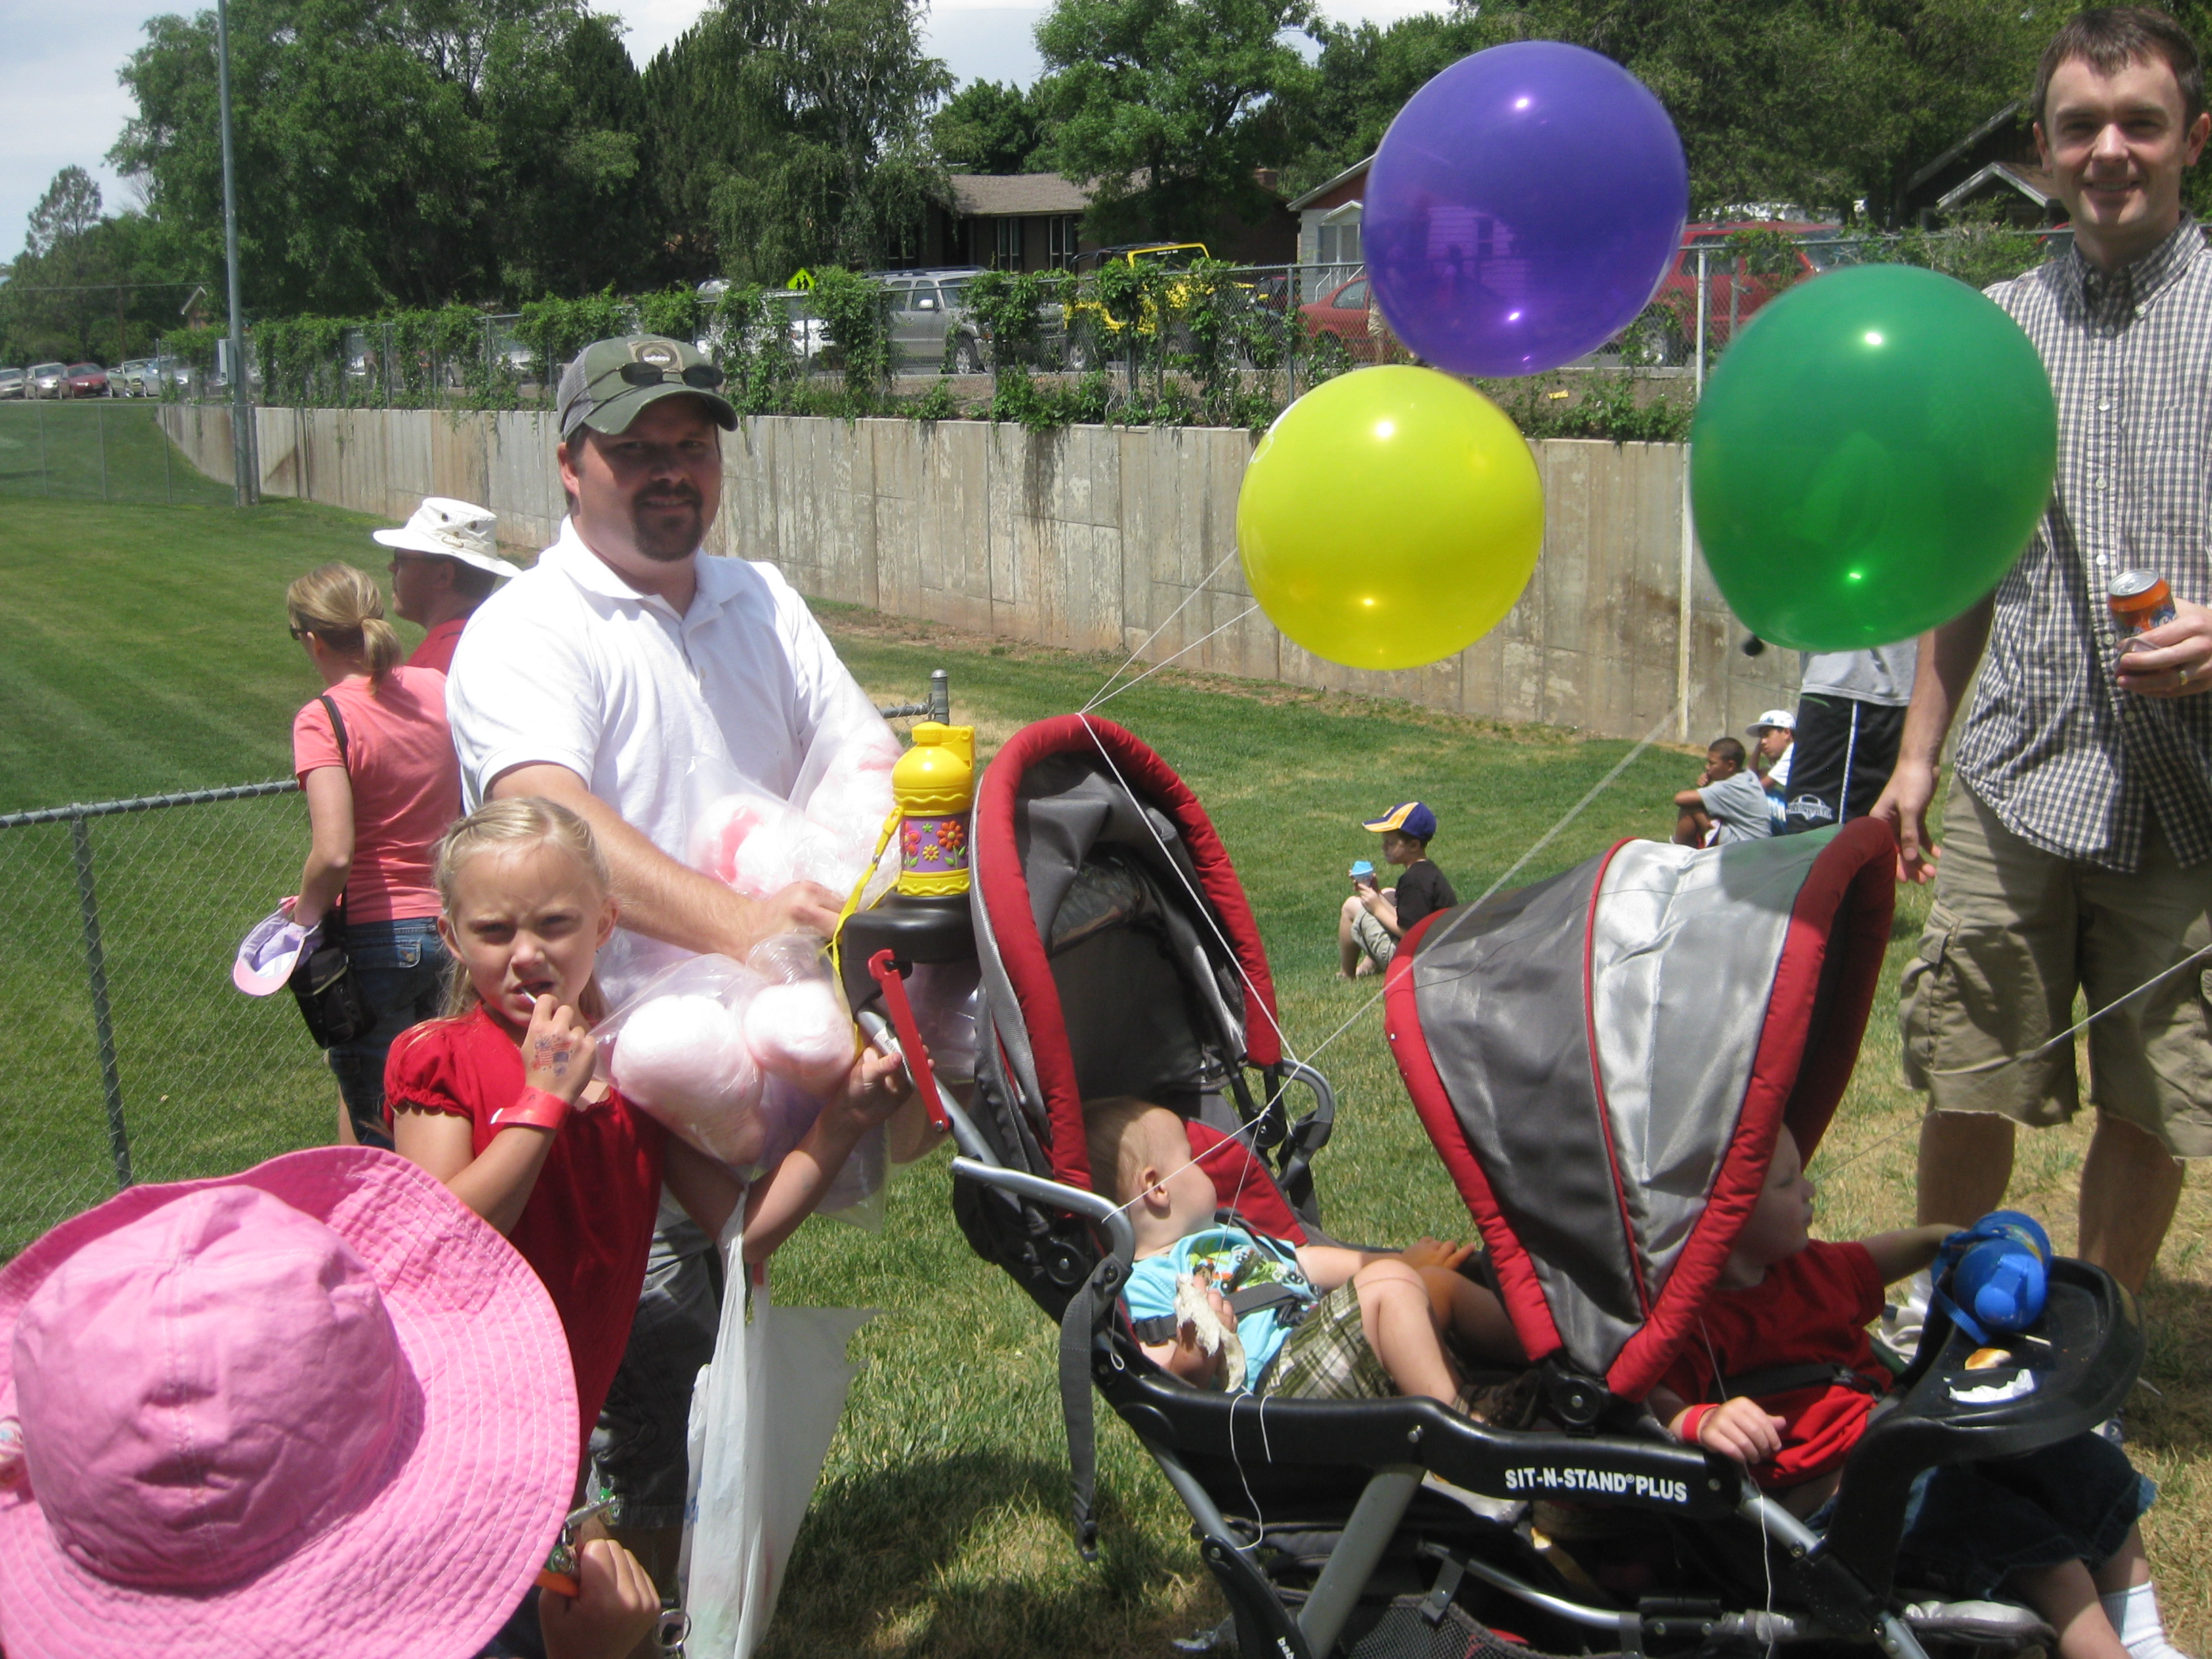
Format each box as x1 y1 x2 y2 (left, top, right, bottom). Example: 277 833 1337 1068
1650 1126 2185 1659
1088 1095 1525 1411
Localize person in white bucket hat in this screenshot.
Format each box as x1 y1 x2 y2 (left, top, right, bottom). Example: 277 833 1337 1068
373 497 514 675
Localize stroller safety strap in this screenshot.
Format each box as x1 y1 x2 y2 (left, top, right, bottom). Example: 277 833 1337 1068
1708 1361 1879 1404
1126 1282 1309 1346
1061 1253 1126 1561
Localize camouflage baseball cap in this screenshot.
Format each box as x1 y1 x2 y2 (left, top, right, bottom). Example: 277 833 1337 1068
556 335 737 441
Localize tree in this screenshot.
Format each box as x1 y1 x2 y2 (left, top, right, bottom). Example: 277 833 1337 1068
26 168 106 259
642 0 951 285
1 174 187 365
483 15 655 296
933 79 1048 172
1486 0 2044 223
111 0 653 312
1277 13 1493 196
1033 0 1319 242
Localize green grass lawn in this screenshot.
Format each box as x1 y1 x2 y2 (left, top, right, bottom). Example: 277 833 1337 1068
0 400 233 508
5 496 2211 1656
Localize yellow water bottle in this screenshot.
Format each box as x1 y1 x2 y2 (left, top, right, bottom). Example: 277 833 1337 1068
893 722 975 897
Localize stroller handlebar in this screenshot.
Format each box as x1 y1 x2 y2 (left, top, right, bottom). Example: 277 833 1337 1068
951 1155 1137 1267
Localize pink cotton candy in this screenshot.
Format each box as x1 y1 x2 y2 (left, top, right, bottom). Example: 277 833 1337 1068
609 994 768 1168
691 796 785 889
743 980 855 1098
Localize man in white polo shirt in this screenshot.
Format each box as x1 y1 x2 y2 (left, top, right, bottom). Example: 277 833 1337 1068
447 333 888 996
445 331 910 1586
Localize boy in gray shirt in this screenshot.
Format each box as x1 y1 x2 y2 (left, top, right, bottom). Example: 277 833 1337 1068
1674 737 1774 847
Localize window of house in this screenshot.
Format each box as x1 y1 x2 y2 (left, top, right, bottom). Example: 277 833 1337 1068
994 218 1024 270
1047 216 1079 270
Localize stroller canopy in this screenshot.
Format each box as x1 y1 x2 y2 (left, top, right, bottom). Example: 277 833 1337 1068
970 714 1284 1195
1387 820 1895 1403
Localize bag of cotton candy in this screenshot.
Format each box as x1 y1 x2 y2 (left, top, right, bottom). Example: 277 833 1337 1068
684 695 903 906
597 954 809 1177
746 934 887 1229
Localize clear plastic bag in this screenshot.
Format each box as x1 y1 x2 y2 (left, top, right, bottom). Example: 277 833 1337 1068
746 935 887 1232
599 955 788 1176
681 1246 876 1659
684 710 901 908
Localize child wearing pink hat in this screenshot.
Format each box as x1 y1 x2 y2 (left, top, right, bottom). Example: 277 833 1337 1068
0 1145 660 1659
384 797 909 1454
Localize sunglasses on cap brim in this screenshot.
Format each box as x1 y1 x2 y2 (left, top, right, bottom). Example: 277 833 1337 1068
596 360 727 394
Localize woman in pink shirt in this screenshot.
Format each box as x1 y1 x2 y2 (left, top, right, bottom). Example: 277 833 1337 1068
286 562 462 1148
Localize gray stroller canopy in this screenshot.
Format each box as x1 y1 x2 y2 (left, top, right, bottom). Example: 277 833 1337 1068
1385 819 1895 1401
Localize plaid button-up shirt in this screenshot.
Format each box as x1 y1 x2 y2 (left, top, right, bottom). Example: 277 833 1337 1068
1958 216 2212 870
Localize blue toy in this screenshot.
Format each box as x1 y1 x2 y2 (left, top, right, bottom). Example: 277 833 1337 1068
1937 1210 2052 1346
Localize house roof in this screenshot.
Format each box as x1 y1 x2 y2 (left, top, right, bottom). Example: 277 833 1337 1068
1287 155 1373 212
1906 100 2027 195
947 173 1091 217
1938 159 2058 213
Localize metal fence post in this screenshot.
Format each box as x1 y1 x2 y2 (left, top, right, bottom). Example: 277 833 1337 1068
163 406 174 504
37 399 48 495
98 401 110 501
67 815 133 1189
1694 247 1709 398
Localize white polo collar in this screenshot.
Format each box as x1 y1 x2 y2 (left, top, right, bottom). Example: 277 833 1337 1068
545 517 735 621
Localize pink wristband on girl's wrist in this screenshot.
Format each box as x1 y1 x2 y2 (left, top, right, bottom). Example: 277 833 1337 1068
490 1086 570 1133
1675 1403 1715 1446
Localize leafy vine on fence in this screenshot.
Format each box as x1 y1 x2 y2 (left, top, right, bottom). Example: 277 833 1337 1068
160 226 2057 441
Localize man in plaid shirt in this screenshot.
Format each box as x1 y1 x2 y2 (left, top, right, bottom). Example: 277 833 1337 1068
1875 8 2212 1303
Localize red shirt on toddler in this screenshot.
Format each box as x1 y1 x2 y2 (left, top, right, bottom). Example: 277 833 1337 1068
1656 1240 1893 1491
385 1006 667 1448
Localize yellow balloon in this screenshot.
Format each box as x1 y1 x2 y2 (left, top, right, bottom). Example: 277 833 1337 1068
1237 365 1543 672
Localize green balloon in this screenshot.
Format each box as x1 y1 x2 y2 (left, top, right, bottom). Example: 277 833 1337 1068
1691 263 2057 652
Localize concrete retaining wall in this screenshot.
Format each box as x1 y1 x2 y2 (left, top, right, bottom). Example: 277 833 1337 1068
163 404 1794 741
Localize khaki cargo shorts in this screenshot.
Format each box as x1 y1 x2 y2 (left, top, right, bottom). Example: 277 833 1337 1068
1900 786 2212 1156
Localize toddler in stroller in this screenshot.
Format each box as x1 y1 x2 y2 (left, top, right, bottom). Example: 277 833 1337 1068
1088 1095 1525 1407
1647 1124 2176 1659
845 716 2147 1659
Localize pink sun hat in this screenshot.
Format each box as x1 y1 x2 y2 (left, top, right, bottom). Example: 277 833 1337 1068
0 1147 576 1659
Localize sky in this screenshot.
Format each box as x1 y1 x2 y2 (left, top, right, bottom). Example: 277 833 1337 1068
1 0 1436 268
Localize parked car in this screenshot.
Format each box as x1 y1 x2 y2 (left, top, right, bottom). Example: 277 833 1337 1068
1297 272 1377 360
0 367 23 400
28 363 67 398
65 363 110 397
110 358 152 396
1624 220 1853 365
870 268 986 374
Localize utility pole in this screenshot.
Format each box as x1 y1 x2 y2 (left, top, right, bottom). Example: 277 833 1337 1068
216 0 257 504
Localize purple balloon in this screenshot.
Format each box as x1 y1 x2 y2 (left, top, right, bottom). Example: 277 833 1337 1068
1366 42 1688 378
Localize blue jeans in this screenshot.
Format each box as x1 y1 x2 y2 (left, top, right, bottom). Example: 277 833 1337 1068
1889 1432 2154 1599
325 916 449 1149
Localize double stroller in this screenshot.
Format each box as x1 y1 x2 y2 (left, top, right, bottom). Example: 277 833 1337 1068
844 713 2143 1659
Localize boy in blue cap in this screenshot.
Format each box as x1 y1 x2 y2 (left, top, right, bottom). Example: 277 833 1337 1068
1338 800 1458 978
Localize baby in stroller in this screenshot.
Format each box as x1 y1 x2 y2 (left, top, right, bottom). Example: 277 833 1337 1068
1088 1095 1525 1410
1650 1126 2179 1659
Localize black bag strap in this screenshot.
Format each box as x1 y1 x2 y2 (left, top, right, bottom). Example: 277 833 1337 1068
1058 1253 1124 1563
316 693 352 927
318 693 350 765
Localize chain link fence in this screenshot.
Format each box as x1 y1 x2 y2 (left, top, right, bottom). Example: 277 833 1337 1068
1 782 339 1260
0 399 234 506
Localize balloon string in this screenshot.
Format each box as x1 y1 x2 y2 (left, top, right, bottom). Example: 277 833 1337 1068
1299 711 1676 1072
1081 550 1244 714
1082 606 1261 716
